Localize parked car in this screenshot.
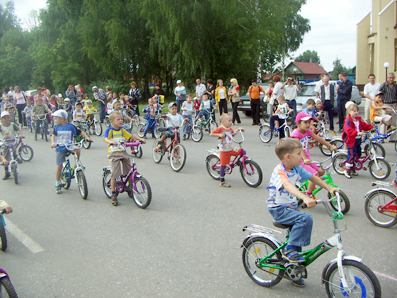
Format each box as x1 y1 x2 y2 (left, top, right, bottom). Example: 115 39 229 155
25 90 37 101
296 81 362 114
237 83 268 116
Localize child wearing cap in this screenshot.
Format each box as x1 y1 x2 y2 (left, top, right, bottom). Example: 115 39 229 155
370 92 395 133
290 112 336 197
83 100 96 123
5 105 19 126
32 97 51 141
51 110 92 194
142 98 161 138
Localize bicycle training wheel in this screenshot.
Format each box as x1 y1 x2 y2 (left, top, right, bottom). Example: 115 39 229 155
364 142 385 158
365 189 397 228
0 277 18 298
0 216 7 251
11 164 17 185
191 126 203 142
332 153 347 175
240 160 263 188
259 124 273 143
18 144 34 162
205 155 221 180
242 236 284 287
76 170 88 200
137 123 145 138
60 166 71 189
94 121 103 136
152 140 164 163
102 170 112 199
128 176 152 209
369 158 391 180
170 143 186 172
324 260 381 298
328 190 350 214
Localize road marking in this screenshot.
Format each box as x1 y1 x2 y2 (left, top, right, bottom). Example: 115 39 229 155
4 218 45 254
374 270 397 282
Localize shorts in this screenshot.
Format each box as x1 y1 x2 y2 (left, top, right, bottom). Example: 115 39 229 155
56 149 68 165
108 151 132 179
2 147 12 161
300 159 319 176
162 130 180 142
219 148 241 166
374 115 391 123
87 114 94 122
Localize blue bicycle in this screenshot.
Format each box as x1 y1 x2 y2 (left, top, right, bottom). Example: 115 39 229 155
0 209 7 251
259 112 292 143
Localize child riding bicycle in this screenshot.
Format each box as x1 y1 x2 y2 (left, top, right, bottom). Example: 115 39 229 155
269 95 293 139
142 98 161 138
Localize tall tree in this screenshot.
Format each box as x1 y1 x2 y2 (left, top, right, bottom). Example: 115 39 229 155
295 50 321 65
332 57 348 80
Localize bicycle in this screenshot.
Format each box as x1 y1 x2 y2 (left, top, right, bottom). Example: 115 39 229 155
259 112 292 143
152 126 187 172
86 110 103 136
297 153 350 214
191 110 218 142
22 110 33 133
364 181 397 228
15 136 34 162
0 266 18 298
206 131 263 187
332 131 391 180
369 106 397 151
74 120 92 149
263 100 294 126
241 194 381 297
102 141 151 208
309 120 337 156
56 140 90 199
0 138 19 184
0 209 8 251
33 114 49 142
137 113 163 139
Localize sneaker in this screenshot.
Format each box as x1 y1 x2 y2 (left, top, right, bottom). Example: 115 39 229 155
283 250 305 263
291 276 305 288
344 169 352 179
351 168 358 176
220 181 231 188
56 186 62 194
3 172 11 180
111 195 118 206
155 143 162 152
387 126 396 133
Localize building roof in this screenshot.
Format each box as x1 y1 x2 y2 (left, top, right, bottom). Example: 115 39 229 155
288 62 328 75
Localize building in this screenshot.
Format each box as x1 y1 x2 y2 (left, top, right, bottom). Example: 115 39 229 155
284 62 328 83
357 0 397 86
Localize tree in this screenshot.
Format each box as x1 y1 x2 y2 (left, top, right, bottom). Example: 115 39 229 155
332 57 348 80
295 50 321 65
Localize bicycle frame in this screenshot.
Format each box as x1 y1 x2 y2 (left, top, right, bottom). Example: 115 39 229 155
365 181 397 214
163 130 180 153
62 141 85 184
2 140 18 174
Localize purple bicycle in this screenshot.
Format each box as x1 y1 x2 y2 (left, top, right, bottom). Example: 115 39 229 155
102 141 152 208
0 265 18 297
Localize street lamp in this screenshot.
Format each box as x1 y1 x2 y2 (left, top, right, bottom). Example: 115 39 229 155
384 62 390 80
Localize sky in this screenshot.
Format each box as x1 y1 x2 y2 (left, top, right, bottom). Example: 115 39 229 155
6 0 373 72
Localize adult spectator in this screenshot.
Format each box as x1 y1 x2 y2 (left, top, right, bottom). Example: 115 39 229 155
314 73 325 95
272 75 284 98
92 86 107 122
215 79 228 116
380 73 397 141
335 73 343 124
128 81 141 116
195 78 206 100
152 83 165 97
228 78 241 124
65 85 76 106
248 79 264 125
281 75 300 126
265 81 275 115
13 86 28 127
174 80 186 113
336 73 352 132
1 89 7 101
203 79 215 102
363 74 381 122
316 74 335 131
7 87 14 98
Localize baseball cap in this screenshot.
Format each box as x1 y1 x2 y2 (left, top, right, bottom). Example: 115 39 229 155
295 111 313 122
52 110 68 119
375 91 384 97
168 102 177 109
58 93 63 98
64 98 70 102
176 80 182 84
315 98 322 103
342 72 348 76
345 101 355 110
1 111 10 118
86 100 92 104
92 86 98 91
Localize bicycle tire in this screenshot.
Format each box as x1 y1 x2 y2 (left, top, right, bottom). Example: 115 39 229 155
60 166 71 189
11 164 18 185
129 176 152 209
170 143 186 172
369 158 390 180
152 140 164 163
191 126 203 142
158 118 166 128
324 260 381 298
364 142 385 158
332 153 347 175
242 236 284 287
102 170 112 199
328 190 350 214
364 189 397 227
137 123 145 138
76 170 88 200
82 139 91 149
240 160 263 188
209 121 218 134
284 126 291 138
0 277 18 298
206 154 221 180
105 118 111 127
44 125 48 142
18 145 34 162
286 114 293 126
259 124 273 143
0 216 7 251
154 127 162 139
94 121 103 136
135 146 142 158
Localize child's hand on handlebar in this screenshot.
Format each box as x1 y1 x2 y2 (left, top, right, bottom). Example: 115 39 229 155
51 143 58 148
236 128 245 132
303 159 312 165
330 145 337 152
327 187 340 196
140 138 146 144
302 196 316 208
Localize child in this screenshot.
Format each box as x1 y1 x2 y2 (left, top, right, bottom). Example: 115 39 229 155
269 95 293 139
181 94 194 140
6 105 19 126
314 99 323 121
342 103 373 179
112 100 134 123
83 100 96 123
142 98 160 138
64 98 73 122
106 97 114 115
290 112 336 197
303 98 321 123
103 111 146 206
73 102 86 125
268 138 338 287
57 94 65 109
0 97 11 112
370 91 395 134
49 95 58 111
82 94 90 106
155 102 189 150
193 96 200 114
0 111 23 179
210 113 244 188
51 110 92 194
22 100 33 127
195 93 213 122
32 97 51 141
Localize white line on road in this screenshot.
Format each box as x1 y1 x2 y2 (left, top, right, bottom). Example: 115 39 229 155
4 218 45 254
374 270 397 282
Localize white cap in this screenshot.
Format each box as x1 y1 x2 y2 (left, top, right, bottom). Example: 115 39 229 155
345 101 354 110
51 110 68 119
64 98 70 102
1 111 10 118
315 98 322 103
58 93 63 98
176 80 182 84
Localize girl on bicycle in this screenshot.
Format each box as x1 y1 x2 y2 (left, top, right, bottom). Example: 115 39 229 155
182 94 194 140
269 95 292 139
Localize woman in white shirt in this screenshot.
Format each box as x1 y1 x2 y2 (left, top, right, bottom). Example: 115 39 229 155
13 86 28 127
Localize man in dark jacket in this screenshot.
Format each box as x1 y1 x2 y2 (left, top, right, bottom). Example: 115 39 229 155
337 73 352 132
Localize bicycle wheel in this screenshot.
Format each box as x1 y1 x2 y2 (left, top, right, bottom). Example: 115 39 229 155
240 160 263 188
259 124 273 143
170 143 186 172
286 114 293 126
158 118 166 128
324 129 336 140
0 278 18 298
191 126 203 142
0 217 7 251
128 177 152 209
134 146 142 159
328 190 350 214
369 158 390 180
284 126 291 138
102 170 112 199
209 121 218 133
105 118 111 127
18 144 34 162
206 154 221 180
242 236 284 287
94 121 103 136
60 167 71 189
152 140 164 163
44 125 48 142
82 139 91 149
332 153 347 175
320 138 343 156
154 127 162 139
137 123 145 138
11 164 17 185
76 170 88 200
364 142 385 158
365 189 397 227
324 260 381 298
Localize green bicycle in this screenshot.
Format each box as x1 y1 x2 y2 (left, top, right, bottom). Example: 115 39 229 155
75 120 92 149
191 110 218 142
297 153 350 214
241 194 381 297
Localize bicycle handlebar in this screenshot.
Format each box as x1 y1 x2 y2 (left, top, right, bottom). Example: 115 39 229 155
0 209 7 215
34 114 49 120
228 130 245 144
301 192 342 214
118 140 143 147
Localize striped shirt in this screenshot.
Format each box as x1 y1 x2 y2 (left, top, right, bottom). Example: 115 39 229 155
380 82 397 104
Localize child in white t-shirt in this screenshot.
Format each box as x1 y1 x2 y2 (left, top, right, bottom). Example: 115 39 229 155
182 94 194 140
73 102 86 125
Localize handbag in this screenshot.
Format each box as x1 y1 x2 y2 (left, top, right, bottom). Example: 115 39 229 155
263 95 270 103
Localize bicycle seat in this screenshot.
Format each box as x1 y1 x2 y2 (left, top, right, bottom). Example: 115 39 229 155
65 151 72 157
158 127 167 132
374 120 381 124
273 221 293 229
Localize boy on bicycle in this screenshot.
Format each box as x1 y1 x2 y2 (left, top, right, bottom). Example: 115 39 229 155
268 95 292 139
103 111 146 206
195 93 213 122
83 100 96 123
32 97 51 141
268 138 338 287
0 111 23 179
51 110 92 194
72 102 86 126
142 98 160 138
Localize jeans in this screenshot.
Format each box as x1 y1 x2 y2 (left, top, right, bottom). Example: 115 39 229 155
251 99 261 124
269 116 285 139
323 100 334 131
98 101 106 122
346 138 362 165
182 115 192 135
338 99 347 130
144 119 156 136
285 99 296 126
268 205 313 247
231 102 241 123
176 100 185 113
35 119 48 135
17 103 26 126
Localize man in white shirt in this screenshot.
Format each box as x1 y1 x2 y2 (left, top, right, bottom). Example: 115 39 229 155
316 74 335 131
195 78 206 100
314 74 325 95
281 76 301 126
7 87 14 98
363 74 381 122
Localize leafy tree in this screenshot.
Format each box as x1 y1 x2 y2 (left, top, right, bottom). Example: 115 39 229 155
332 57 348 80
295 50 321 65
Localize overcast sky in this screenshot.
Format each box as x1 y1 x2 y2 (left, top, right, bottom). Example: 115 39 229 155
7 0 373 72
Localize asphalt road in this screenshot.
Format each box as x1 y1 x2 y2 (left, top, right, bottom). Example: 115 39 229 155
1 109 397 297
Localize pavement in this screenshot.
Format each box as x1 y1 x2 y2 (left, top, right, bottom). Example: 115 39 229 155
1 109 397 297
